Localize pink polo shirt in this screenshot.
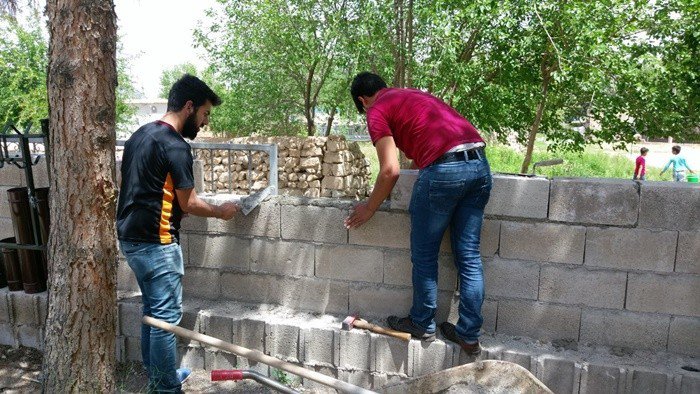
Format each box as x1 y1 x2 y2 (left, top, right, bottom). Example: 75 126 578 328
366 88 484 168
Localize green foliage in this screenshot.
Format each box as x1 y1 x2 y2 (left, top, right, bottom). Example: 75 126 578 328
159 63 198 99
271 368 292 385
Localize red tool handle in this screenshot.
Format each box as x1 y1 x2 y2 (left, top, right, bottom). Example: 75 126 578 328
211 370 244 381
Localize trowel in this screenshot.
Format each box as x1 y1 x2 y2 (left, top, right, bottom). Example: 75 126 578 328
240 187 273 216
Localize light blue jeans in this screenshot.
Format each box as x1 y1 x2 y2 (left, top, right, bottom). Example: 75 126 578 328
408 154 492 342
120 241 184 393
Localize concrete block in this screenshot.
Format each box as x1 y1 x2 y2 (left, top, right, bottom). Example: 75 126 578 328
252 238 314 277
9 291 39 325
581 364 624 394
221 272 349 314
500 222 585 264
117 258 139 292
36 292 47 324
281 205 347 244
0 323 14 346
32 164 49 188
182 267 220 300
337 369 372 389
179 306 203 347
0 218 13 239
485 175 550 219
627 272 700 317
0 165 25 186
681 374 700 394
668 317 700 357
203 313 233 343
339 330 372 371
118 302 142 338
0 186 14 218
484 258 539 300
639 182 700 231
482 299 498 334
382 250 458 291
390 169 418 210
265 323 300 362
178 345 205 370
115 336 125 362
349 211 410 249
497 300 580 342
580 309 670 351
303 327 337 367
301 364 339 392
549 178 639 225
372 374 407 391
480 219 500 257
676 232 700 274
232 318 266 352
501 350 531 370
193 159 204 192
124 337 142 362
412 340 454 377
316 245 383 283
181 199 280 238
204 349 237 370
187 234 250 270
16 325 41 349
630 369 670 394
0 290 9 323
539 265 627 309
585 227 677 272
349 285 412 319
372 334 410 375
537 357 579 394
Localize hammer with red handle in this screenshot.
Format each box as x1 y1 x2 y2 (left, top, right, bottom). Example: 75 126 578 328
341 315 411 341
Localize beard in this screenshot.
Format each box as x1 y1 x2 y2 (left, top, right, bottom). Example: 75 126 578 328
181 112 200 140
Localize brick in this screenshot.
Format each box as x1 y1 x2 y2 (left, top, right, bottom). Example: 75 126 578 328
118 302 143 338
349 211 410 249
581 364 624 394
0 323 14 346
203 313 233 343
382 250 458 291
537 357 579 394
630 369 669 394
338 330 372 370
500 222 585 264
372 334 410 375
281 205 347 244
9 291 38 325
251 238 314 277
182 267 220 300
539 265 627 309
303 327 337 367
668 317 700 357
390 170 418 210
676 232 700 274
117 258 139 292
349 285 412 319
232 318 266 352
221 272 349 314
316 245 383 283
549 178 639 225
484 258 539 300
627 272 700 317
181 199 280 238
501 350 532 370
639 182 700 231
485 175 550 219
480 219 500 257
585 227 677 272
412 340 454 376
265 323 300 362
580 309 670 351
497 300 580 342
187 234 250 270
0 289 9 323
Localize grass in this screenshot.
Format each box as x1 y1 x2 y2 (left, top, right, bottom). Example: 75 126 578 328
355 141 669 183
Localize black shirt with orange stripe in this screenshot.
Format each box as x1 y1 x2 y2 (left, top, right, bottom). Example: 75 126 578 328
117 121 194 244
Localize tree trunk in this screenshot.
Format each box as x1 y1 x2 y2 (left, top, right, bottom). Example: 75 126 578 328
324 106 336 137
42 1 118 392
521 59 552 174
304 63 317 136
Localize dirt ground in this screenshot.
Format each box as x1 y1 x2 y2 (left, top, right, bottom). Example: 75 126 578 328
0 345 276 393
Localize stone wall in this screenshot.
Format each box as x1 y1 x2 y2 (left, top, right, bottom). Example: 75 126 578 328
196 135 371 199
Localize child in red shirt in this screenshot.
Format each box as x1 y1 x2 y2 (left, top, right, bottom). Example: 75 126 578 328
634 147 648 180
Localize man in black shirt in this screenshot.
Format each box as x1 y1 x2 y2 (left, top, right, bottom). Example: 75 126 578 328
117 74 238 392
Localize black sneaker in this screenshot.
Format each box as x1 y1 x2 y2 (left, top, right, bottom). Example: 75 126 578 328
387 315 436 342
439 322 481 355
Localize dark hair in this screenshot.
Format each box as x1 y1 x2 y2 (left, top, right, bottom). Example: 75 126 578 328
350 72 387 114
672 145 681 154
167 74 222 112
640 147 649 154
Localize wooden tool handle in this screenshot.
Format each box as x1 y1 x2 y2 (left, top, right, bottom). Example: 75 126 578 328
354 319 411 341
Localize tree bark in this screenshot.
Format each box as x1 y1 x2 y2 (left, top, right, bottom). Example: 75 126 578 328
42 1 118 392
324 106 336 137
521 55 552 174
304 62 318 136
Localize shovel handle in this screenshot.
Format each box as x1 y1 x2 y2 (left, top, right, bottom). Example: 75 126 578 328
353 319 411 341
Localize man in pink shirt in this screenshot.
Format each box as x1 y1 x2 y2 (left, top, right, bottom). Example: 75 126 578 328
633 147 648 181
345 72 492 355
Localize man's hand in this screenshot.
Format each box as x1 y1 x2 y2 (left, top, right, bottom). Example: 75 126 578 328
344 202 376 229
217 202 240 220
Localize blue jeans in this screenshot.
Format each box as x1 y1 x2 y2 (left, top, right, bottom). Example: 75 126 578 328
120 241 184 393
408 154 492 342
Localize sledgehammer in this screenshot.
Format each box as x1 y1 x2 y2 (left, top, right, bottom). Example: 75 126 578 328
342 315 411 341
